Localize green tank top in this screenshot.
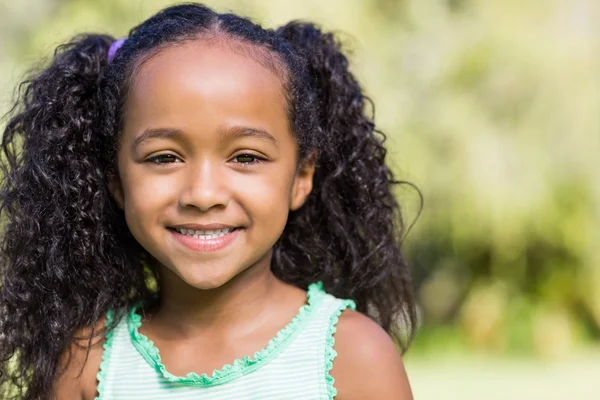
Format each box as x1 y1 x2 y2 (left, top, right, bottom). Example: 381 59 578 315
95 282 356 399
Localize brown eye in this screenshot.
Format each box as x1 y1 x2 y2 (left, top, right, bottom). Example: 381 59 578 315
234 154 259 164
147 154 182 164
231 153 268 166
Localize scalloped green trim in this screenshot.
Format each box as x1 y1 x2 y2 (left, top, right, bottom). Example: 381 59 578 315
94 309 116 400
324 298 357 399
128 282 326 387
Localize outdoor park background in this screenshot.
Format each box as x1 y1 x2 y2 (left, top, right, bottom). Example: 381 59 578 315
0 0 598 398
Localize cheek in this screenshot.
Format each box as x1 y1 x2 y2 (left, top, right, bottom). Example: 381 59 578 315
120 168 178 229
233 168 294 226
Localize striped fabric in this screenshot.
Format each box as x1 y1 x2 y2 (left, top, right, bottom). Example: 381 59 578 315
95 283 356 399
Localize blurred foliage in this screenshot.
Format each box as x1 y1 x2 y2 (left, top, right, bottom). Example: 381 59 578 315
1 0 598 358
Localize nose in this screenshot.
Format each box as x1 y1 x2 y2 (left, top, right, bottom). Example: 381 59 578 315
178 159 230 211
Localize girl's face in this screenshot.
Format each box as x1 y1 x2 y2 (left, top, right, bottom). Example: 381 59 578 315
110 40 315 290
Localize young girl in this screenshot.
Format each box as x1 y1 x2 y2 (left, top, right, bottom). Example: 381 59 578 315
0 3 416 399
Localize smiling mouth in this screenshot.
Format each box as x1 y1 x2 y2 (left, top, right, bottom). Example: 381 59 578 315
173 227 237 239
168 227 240 252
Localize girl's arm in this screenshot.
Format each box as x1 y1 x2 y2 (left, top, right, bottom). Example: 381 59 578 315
330 310 414 400
52 320 106 400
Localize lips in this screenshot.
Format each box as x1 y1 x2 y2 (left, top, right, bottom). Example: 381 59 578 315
170 223 238 231
168 226 240 252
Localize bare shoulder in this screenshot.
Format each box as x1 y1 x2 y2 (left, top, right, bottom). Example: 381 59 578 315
53 315 108 400
330 310 413 400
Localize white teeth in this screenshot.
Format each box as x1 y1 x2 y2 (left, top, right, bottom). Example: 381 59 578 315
175 227 234 239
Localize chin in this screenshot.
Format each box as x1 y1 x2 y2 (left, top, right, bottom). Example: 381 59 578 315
178 268 238 290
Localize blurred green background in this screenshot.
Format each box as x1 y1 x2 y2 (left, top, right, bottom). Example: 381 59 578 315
1 0 598 398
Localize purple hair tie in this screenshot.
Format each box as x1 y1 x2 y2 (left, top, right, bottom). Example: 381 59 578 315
107 38 126 62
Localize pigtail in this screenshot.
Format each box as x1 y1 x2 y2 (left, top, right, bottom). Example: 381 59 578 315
276 22 417 350
0 35 147 399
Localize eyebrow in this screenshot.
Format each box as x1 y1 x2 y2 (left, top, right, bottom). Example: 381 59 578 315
131 126 278 152
220 126 278 148
131 128 185 153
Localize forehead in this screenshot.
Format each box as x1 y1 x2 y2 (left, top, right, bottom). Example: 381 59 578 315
124 39 289 133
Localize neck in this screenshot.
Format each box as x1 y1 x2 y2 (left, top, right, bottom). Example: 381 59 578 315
151 254 284 337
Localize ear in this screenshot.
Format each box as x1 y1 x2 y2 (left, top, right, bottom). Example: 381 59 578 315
108 172 125 210
290 151 318 211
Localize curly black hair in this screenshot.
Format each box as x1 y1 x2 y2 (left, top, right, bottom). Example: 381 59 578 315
0 3 416 399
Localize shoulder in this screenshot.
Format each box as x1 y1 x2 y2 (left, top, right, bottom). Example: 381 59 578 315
329 309 413 400
53 314 110 400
